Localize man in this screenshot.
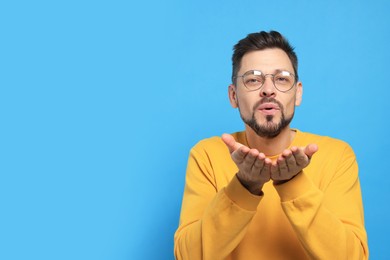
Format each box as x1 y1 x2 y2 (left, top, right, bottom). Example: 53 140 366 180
174 31 368 259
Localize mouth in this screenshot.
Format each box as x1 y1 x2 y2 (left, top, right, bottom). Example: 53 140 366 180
257 103 280 115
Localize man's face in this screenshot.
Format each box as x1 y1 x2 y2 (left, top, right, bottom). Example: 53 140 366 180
228 48 303 138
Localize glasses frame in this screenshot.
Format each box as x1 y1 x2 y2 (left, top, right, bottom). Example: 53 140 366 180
234 70 297 93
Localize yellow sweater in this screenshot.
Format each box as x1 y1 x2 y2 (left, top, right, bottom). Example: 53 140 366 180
174 130 368 260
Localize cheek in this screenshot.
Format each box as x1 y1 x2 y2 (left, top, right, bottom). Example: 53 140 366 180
237 95 256 114
284 97 297 114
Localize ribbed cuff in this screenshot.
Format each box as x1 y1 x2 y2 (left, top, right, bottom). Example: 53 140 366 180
274 171 313 202
225 175 262 211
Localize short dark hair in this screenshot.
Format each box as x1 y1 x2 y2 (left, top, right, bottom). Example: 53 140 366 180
232 30 298 83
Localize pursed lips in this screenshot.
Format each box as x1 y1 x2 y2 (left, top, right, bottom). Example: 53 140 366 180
257 102 280 115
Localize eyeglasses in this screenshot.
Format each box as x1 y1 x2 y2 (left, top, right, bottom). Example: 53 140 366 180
234 70 297 92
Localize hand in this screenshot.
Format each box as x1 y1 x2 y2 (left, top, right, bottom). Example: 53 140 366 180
271 144 318 184
222 134 272 195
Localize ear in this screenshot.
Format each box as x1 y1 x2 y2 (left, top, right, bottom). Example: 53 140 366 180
228 84 238 108
295 82 303 106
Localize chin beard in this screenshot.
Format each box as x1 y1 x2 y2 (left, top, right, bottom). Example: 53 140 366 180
241 110 294 139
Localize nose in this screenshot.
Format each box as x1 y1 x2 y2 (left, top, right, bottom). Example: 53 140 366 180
260 76 276 97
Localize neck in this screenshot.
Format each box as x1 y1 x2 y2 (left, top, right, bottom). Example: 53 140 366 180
245 126 295 156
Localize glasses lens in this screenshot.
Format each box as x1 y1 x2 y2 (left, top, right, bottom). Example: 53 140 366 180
243 70 263 90
274 71 295 92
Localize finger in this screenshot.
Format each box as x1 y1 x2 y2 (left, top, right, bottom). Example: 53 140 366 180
270 161 279 177
260 163 271 180
304 144 319 159
261 158 275 179
242 149 260 170
259 154 272 177
231 145 250 164
221 133 244 154
292 147 308 166
253 153 266 171
264 157 273 164
270 168 282 180
278 156 289 173
282 149 295 171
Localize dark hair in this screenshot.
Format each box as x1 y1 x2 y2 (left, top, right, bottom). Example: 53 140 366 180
232 30 298 83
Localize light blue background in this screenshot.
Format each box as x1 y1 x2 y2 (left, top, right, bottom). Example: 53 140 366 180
1 0 388 259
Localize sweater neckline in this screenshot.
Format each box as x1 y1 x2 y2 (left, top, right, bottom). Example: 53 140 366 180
237 129 302 159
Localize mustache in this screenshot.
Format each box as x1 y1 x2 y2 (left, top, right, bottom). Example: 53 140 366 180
253 97 284 110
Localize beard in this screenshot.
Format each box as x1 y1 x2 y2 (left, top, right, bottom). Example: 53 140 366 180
239 98 294 139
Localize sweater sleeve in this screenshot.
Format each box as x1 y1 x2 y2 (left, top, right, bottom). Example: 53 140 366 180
274 144 369 259
174 145 262 260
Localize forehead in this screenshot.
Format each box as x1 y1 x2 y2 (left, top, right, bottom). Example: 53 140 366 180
239 48 294 74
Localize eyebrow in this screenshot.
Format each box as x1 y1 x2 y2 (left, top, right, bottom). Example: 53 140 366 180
247 69 293 74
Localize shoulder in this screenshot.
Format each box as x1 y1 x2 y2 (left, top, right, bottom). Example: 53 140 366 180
296 130 359 185
191 132 244 156
296 130 352 149
192 136 226 155
295 130 356 160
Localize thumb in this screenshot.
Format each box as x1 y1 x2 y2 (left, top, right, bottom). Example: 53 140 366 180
304 144 319 159
221 133 243 154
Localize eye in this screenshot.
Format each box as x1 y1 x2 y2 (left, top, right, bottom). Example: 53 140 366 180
275 76 289 82
244 76 263 85
274 74 293 85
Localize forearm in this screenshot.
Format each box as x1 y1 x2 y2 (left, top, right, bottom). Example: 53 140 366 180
174 176 261 260
275 172 368 259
